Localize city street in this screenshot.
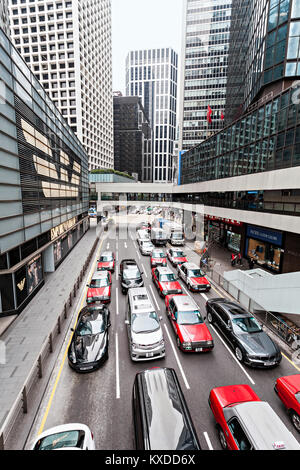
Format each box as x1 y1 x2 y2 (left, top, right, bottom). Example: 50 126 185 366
24 221 300 450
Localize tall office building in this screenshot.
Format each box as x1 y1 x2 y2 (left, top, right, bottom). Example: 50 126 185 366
113 95 151 182
126 48 178 183
0 0 9 35
9 0 114 171
178 0 232 152
178 0 300 274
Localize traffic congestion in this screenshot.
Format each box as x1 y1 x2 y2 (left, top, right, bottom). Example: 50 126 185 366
28 214 300 451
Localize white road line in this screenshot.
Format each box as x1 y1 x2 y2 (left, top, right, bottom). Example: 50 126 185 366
107 243 110 249
210 324 255 385
134 242 141 260
115 334 120 399
203 432 214 450
116 287 119 316
149 284 160 311
141 263 148 278
201 293 209 302
164 324 190 390
124 242 127 249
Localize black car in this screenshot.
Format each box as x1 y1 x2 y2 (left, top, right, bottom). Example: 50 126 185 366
68 305 110 372
206 298 282 368
119 259 144 294
133 368 201 450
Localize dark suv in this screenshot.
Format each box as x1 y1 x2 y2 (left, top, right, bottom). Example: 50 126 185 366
119 259 144 294
206 298 282 368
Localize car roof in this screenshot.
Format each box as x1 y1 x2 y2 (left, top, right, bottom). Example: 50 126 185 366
170 248 184 252
173 295 198 311
129 288 155 313
278 375 300 394
137 368 200 450
152 249 165 254
36 423 90 441
92 271 109 280
181 262 199 270
100 251 113 257
156 267 173 274
209 298 249 317
227 401 300 450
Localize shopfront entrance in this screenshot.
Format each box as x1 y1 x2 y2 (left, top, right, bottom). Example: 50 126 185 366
245 225 283 273
205 216 244 254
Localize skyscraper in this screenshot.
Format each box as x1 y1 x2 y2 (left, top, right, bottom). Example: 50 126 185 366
9 0 114 171
126 48 178 183
113 95 151 182
0 0 9 35
178 0 232 151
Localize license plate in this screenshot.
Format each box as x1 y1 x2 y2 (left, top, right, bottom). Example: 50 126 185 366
146 352 154 358
195 348 203 352
80 366 93 370
265 361 275 366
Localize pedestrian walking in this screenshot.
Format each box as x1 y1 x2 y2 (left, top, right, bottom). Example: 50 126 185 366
237 252 242 265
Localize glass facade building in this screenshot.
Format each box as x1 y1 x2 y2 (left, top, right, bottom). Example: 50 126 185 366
126 48 178 183
0 28 89 316
179 0 232 150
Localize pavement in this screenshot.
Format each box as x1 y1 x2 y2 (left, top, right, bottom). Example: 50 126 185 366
0 222 99 430
23 222 300 451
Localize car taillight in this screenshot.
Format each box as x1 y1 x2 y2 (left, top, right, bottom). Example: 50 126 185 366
91 432 94 440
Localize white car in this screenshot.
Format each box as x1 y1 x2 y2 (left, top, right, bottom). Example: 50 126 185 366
140 240 154 255
31 423 95 450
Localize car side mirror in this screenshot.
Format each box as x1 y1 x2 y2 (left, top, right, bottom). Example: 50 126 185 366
159 316 163 321
108 322 111 327
203 316 207 321
71 328 75 332
125 320 130 325
227 324 232 331
140 272 144 275
86 284 90 288
119 273 121 277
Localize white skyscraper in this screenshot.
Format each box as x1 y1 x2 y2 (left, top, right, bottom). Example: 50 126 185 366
9 0 114 171
0 0 10 35
126 48 178 183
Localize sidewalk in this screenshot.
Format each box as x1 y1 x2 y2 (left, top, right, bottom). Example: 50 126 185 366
185 240 250 276
0 223 99 429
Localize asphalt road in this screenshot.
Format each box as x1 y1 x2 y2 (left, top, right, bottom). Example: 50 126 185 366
25 221 300 450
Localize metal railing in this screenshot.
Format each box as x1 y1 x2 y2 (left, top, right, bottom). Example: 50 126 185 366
207 267 300 350
0 236 100 450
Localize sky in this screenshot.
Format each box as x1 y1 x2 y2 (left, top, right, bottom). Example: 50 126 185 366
112 0 184 94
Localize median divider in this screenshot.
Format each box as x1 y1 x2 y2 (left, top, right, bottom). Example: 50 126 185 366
0 235 100 450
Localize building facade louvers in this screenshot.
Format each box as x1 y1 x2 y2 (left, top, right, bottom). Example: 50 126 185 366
8 0 114 171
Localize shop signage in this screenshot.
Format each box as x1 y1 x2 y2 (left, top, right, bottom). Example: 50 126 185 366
246 225 283 246
205 215 243 226
51 217 76 241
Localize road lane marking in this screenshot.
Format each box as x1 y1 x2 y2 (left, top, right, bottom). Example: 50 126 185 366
149 284 160 311
282 352 300 372
38 236 105 435
116 287 119 316
134 242 141 260
204 432 214 450
116 333 120 399
201 293 209 302
124 242 127 249
210 324 255 385
164 324 190 390
210 283 229 299
141 263 148 278
107 243 110 249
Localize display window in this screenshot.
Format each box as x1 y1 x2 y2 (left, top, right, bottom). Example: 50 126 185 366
227 231 241 252
247 238 281 271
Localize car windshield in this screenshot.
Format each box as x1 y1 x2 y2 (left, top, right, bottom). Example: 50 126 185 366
99 255 113 262
177 311 203 325
188 269 205 278
124 268 140 280
142 241 152 247
153 252 164 258
77 314 106 336
34 430 84 450
131 312 160 333
232 317 262 334
172 233 183 239
160 273 176 282
90 278 109 288
173 251 184 257
296 392 300 404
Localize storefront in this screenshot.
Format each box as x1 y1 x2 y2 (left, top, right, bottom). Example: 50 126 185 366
205 216 244 253
245 225 284 273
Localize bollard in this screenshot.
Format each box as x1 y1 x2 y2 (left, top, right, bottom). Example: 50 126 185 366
38 355 43 379
22 386 28 414
0 433 4 451
57 315 61 334
69 293 72 307
49 333 53 353
64 303 67 319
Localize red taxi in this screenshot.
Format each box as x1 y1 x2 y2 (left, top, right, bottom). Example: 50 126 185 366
177 262 211 292
275 375 300 432
86 271 112 304
165 294 214 352
97 251 115 273
167 248 188 267
152 266 182 297
150 249 167 268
